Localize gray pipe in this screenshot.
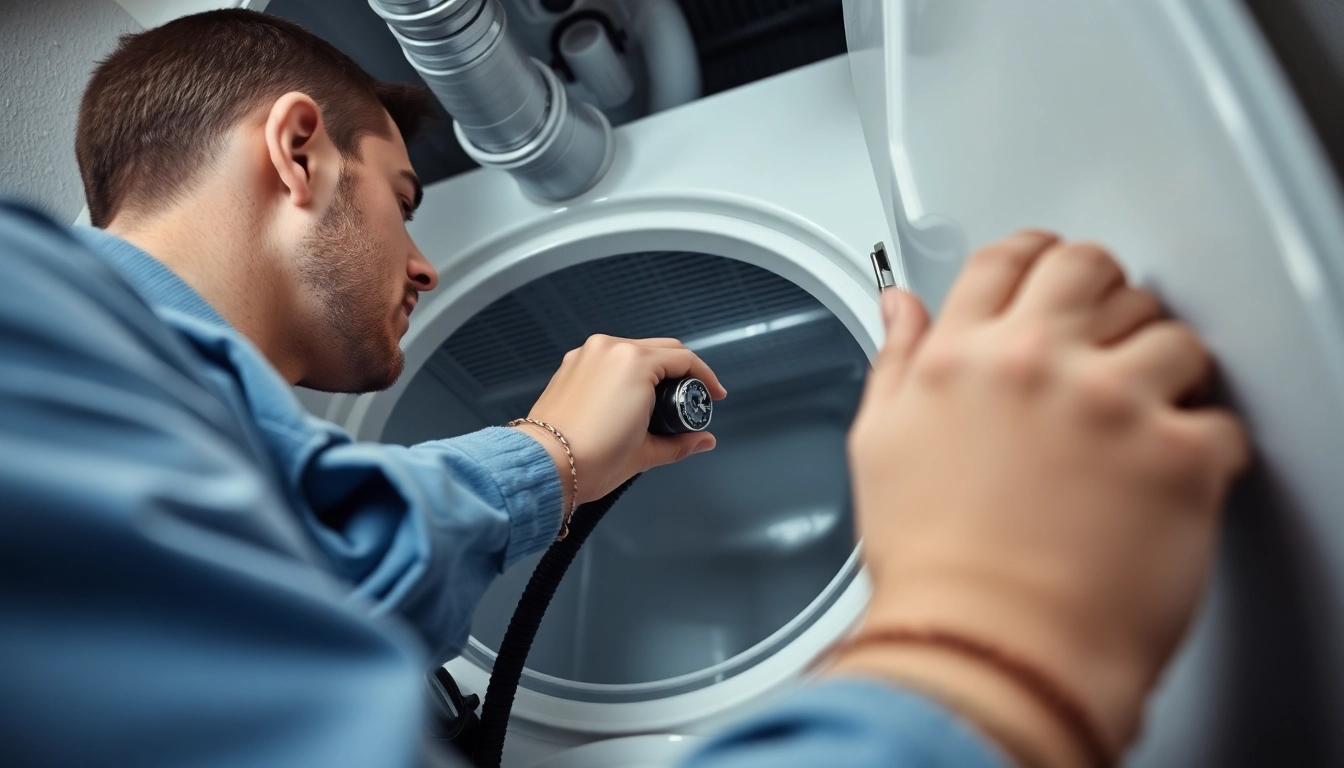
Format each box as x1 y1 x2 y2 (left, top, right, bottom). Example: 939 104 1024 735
560 19 635 110
369 0 613 201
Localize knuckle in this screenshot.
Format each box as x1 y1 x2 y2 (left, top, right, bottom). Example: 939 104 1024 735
1156 424 1214 485
968 241 1033 273
611 341 643 365
912 341 964 388
1015 227 1059 240
1154 320 1198 345
1161 324 1213 376
585 333 613 349
1073 365 1137 424
986 331 1051 391
1063 241 1119 273
1139 322 1207 371
1171 324 1209 359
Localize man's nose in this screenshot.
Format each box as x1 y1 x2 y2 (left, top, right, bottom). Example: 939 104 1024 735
409 246 439 291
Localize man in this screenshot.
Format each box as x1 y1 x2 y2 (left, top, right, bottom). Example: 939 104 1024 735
0 9 1247 768
71 9 726 666
12 6 719 760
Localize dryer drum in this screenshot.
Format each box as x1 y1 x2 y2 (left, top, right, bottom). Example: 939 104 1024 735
390 250 867 736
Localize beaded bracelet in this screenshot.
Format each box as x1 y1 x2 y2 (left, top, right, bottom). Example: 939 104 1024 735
507 418 577 540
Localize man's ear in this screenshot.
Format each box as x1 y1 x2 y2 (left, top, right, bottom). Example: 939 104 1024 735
264 92 338 209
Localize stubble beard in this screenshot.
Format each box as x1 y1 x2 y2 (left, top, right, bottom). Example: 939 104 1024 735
295 171 405 394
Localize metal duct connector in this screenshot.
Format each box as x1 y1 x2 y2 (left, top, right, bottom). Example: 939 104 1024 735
370 0 613 201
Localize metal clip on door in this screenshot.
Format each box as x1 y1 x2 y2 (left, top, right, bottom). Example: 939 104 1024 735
870 241 896 294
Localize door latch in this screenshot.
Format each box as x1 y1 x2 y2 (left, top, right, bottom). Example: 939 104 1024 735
870 241 895 293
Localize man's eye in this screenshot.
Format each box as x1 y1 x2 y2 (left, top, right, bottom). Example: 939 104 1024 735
401 202 415 223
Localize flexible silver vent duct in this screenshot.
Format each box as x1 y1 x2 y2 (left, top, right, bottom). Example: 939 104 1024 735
370 0 613 201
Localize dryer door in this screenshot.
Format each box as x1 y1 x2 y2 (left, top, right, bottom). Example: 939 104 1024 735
843 0 1344 765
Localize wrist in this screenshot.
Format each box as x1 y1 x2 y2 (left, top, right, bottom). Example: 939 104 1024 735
510 422 576 517
862 576 1146 756
827 640 1093 768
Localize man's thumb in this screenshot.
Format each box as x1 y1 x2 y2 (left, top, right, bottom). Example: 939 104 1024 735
872 289 931 388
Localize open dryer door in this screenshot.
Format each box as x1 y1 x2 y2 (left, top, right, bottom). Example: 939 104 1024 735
843 0 1344 765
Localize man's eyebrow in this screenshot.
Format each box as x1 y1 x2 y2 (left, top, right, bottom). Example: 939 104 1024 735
399 169 423 210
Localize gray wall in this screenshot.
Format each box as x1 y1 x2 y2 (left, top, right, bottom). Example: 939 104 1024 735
0 1 140 223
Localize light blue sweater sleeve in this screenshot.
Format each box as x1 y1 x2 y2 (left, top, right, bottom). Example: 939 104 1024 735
292 423 564 662
681 680 1011 768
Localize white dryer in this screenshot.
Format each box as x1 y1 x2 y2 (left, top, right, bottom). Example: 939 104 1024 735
306 1 1344 766
315 50 886 767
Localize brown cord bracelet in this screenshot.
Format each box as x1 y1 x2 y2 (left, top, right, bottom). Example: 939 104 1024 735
824 627 1114 768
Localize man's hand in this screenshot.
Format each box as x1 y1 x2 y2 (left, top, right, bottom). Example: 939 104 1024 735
516 335 727 508
832 232 1249 766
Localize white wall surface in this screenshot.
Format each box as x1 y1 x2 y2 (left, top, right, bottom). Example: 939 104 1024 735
0 0 274 224
115 0 269 30
0 0 141 222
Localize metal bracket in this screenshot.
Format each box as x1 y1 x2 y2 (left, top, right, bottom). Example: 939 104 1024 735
427 666 481 756
870 241 896 293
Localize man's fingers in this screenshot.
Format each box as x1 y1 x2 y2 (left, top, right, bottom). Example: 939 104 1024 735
587 336 687 350
641 431 716 470
1113 322 1213 403
629 338 687 349
646 347 728 399
583 337 729 398
872 289 931 389
1159 409 1252 498
1183 409 1252 481
1014 242 1127 315
940 230 1060 327
1090 287 1164 345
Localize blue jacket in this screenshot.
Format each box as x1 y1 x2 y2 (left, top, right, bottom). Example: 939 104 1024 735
0 199 1006 768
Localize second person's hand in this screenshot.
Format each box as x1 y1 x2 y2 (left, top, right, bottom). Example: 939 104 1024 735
834 231 1249 768
515 335 728 509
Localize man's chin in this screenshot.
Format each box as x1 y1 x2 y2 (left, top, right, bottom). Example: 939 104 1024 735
299 348 404 395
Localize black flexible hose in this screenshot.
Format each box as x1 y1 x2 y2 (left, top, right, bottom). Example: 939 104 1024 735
472 474 642 768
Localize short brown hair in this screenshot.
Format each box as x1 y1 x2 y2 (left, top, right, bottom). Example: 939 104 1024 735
76 9 437 227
